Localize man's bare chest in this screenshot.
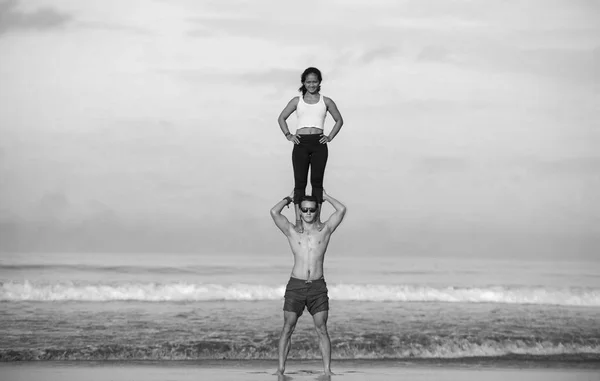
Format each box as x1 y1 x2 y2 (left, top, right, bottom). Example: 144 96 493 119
291 230 329 249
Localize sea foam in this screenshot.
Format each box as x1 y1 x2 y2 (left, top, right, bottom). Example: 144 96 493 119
2 280 599 306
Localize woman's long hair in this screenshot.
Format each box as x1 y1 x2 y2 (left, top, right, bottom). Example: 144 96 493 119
298 67 322 96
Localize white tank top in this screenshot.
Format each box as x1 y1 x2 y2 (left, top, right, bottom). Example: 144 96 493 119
296 94 327 132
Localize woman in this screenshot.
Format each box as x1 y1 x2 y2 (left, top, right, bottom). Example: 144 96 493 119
277 67 344 231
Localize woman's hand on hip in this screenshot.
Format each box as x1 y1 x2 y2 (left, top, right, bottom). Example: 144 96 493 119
319 135 331 144
287 134 301 144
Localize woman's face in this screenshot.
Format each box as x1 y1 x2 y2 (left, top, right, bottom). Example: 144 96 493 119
303 73 320 93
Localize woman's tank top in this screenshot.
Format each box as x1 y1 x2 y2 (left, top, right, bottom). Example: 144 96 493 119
296 94 327 132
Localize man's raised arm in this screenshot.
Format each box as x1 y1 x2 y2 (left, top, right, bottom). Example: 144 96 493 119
270 190 295 236
322 189 347 233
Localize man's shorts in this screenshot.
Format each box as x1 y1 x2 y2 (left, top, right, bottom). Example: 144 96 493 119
283 276 329 317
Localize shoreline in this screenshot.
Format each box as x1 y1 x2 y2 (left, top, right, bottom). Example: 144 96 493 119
1 359 599 381
2 357 600 369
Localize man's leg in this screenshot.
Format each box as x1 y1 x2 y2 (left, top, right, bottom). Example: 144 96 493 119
312 310 333 375
276 311 299 375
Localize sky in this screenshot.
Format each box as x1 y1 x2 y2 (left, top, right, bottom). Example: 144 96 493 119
0 0 599 260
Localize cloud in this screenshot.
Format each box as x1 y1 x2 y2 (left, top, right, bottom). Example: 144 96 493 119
0 212 277 253
413 156 471 174
464 42 600 82
183 2 600 85
520 47 600 83
391 0 598 30
37 191 70 221
520 156 600 175
184 5 393 47
415 40 600 84
75 21 152 35
355 46 400 64
0 0 71 35
236 68 299 86
418 45 452 62
157 67 299 95
186 15 352 44
184 0 599 43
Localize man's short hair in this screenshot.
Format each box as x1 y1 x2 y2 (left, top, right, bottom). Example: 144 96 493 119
300 195 319 205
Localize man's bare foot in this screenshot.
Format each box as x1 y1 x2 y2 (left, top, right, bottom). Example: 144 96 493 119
317 372 334 380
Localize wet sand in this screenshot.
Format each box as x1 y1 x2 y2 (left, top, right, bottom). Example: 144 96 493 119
1 360 599 381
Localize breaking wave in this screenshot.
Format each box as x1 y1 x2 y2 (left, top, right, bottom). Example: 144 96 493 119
1 336 599 361
1 281 599 306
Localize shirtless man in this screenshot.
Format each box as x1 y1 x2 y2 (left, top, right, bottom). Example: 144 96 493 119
270 189 347 376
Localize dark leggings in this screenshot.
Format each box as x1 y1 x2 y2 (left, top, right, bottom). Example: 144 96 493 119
292 134 328 204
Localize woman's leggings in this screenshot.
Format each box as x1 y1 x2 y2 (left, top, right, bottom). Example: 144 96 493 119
292 134 328 204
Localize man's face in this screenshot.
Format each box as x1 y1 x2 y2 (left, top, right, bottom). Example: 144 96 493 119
300 201 318 223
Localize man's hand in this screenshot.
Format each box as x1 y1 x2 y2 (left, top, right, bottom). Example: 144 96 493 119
271 192 296 236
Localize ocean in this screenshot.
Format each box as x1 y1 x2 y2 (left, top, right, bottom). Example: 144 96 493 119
1 252 599 364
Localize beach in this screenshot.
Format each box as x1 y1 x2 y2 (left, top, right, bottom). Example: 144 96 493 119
2 360 599 381
1 253 599 380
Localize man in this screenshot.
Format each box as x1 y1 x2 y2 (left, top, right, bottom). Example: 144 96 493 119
270 189 347 376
